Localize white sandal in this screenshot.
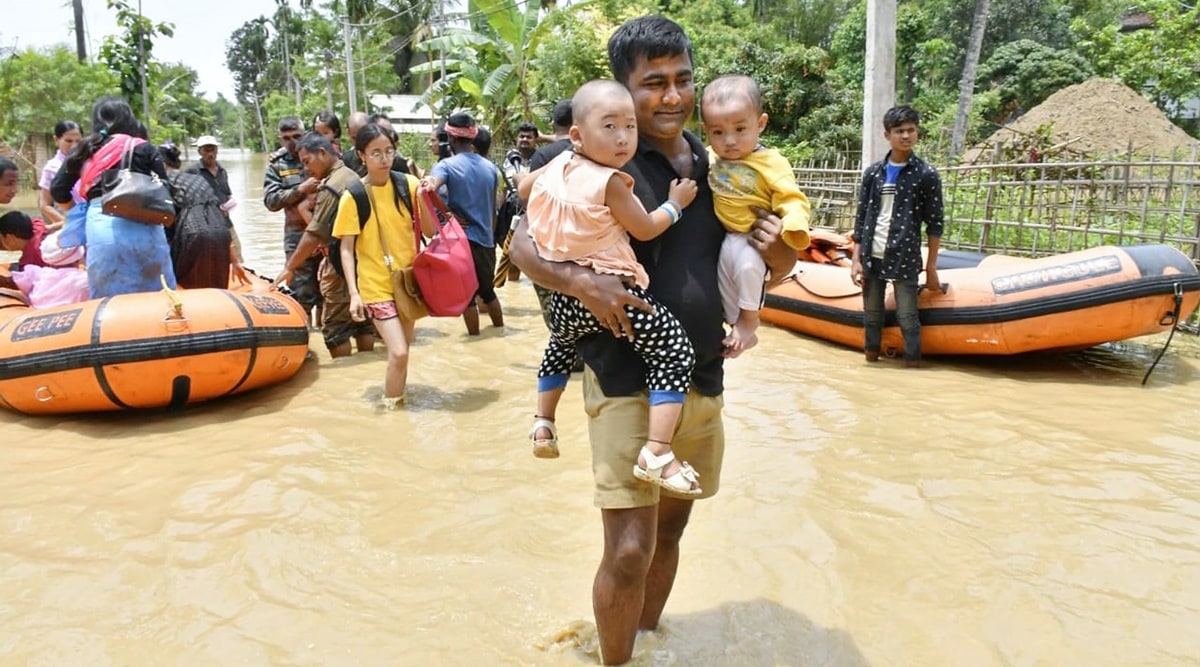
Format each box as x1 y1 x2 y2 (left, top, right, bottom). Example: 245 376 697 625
632 446 701 495
529 417 559 459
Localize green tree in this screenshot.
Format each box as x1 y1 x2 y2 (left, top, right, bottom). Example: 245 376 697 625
975 39 1093 123
1074 0 1200 126
98 0 174 122
0 46 118 145
528 6 612 112
227 17 273 150
208 94 246 149
414 0 559 143
950 0 990 157
750 0 858 48
154 63 214 146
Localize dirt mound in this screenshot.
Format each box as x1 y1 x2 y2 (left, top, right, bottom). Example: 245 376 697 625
972 78 1200 160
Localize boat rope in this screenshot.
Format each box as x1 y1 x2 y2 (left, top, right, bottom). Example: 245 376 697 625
1141 282 1184 386
160 275 184 320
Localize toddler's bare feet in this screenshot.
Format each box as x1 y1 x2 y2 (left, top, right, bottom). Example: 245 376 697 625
721 323 759 358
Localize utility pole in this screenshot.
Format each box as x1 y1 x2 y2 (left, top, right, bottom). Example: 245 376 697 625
861 0 896 168
72 0 86 62
343 16 357 115
323 50 335 110
137 0 151 128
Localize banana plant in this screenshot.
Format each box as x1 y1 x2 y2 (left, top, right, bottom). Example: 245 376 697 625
412 0 569 144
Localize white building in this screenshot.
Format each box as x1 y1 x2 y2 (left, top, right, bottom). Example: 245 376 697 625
368 94 439 135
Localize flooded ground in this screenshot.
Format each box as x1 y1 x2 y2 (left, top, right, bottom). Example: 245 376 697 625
1 151 1198 666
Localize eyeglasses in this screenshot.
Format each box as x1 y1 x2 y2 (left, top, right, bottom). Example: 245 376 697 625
366 149 397 162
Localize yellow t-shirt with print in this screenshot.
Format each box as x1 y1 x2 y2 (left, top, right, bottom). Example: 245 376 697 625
707 146 812 250
331 175 420 305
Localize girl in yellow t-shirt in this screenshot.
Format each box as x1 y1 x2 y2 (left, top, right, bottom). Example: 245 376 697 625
332 123 437 409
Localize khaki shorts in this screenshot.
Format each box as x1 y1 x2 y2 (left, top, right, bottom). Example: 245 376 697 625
318 257 375 348
582 367 724 509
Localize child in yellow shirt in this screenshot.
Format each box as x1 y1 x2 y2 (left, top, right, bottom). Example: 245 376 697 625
703 74 812 352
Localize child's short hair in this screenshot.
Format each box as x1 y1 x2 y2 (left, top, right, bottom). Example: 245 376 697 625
701 75 763 115
883 106 921 131
0 210 34 239
572 80 632 124
0 156 17 179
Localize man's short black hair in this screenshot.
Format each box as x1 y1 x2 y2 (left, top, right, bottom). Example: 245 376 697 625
550 99 573 130
883 105 921 131
278 116 302 132
607 15 694 86
296 131 334 156
0 210 34 239
517 122 538 136
473 127 492 157
0 156 17 179
446 111 476 129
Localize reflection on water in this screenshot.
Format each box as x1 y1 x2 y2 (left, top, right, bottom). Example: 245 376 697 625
1 154 1199 666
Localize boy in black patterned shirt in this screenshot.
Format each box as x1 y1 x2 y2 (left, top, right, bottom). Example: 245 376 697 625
850 105 945 367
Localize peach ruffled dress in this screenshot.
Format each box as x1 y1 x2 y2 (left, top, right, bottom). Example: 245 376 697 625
526 152 650 290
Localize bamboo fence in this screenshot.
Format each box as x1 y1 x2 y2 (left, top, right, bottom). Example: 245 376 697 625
794 145 1200 326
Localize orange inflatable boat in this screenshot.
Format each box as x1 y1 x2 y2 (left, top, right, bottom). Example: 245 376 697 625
762 242 1200 356
0 271 310 414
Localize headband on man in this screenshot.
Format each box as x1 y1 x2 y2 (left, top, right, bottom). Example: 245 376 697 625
445 124 478 140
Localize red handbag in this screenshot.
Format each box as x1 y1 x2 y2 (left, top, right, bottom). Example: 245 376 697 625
412 186 479 316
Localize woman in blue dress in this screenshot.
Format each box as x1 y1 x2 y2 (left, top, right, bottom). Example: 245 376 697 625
49 97 176 298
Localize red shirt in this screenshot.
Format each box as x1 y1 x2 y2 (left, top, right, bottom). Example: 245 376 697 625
19 217 47 268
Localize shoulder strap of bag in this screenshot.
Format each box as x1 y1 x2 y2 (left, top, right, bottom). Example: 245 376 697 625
348 171 414 228
389 171 421 254
364 182 394 270
79 134 143 195
346 179 371 230
360 174 422 268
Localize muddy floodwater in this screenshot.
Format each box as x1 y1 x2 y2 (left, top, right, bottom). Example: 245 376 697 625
2 151 1199 666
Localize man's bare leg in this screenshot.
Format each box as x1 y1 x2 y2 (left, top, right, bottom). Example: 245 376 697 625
462 304 481 335
485 298 504 327
638 496 692 631
355 332 376 352
328 340 352 358
594 505 657 665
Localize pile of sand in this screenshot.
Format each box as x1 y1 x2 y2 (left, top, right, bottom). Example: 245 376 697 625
974 78 1200 159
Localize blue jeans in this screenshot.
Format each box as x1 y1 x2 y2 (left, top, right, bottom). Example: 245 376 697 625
862 274 922 361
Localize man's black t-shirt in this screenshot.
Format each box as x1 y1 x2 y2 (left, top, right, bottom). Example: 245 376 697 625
577 130 726 397
528 138 572 171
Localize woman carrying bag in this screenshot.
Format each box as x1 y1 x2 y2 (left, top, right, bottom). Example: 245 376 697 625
50 97 176 298
332 122 438 409
157 142 247 289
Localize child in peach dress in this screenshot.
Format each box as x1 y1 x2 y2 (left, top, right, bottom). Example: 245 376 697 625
523 79 702 495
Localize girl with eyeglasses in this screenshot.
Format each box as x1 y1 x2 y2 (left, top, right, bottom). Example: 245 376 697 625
331 123 438 409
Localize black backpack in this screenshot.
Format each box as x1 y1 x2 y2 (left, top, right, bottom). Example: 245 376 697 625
328 170 415 279
494 167 521 245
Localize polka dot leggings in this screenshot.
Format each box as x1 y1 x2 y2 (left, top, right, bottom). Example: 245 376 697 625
538 286 695 395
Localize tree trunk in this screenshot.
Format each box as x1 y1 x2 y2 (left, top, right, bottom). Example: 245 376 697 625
252 93 268 152
73 0 87 62
950 0 989 158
